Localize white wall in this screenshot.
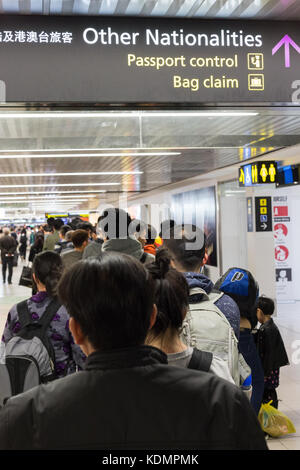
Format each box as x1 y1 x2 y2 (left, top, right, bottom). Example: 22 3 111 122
218 181 248 274
245 186 276 302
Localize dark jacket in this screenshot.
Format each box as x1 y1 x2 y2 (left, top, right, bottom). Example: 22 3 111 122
0 346 267 450
54 240 74 255
0 235 17 260
256 318 289 376
184 272 240 339
28 244 43 263
82 239 103 260
102 237 155 265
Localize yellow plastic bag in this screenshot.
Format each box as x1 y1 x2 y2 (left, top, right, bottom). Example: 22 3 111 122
258 401 296 437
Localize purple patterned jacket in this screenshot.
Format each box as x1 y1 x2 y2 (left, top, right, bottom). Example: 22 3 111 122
1 291 86 377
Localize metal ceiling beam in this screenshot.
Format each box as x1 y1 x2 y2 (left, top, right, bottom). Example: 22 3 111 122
140 0 157 15
88 0 103 14
257 0 284 17
115 0 131 15
62 0 75 14
231 0 255 18
206 0 229 18
186 0 206 17
19 0 31 14
166 0 187 17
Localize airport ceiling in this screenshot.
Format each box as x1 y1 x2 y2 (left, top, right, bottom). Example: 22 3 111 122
1 0 300 20
0 1 300 218
0 108 300 218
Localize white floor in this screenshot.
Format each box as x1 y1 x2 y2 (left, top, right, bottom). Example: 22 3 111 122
0 262 300 450
266 302 300 450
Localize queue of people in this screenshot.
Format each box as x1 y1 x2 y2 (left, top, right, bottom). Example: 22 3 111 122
0 208 289 450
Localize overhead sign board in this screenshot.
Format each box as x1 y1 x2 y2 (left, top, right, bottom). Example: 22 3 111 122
0 17 299 103
239 161 277 187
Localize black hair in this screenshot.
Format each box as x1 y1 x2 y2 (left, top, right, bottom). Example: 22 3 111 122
159 219 175 238
77 221 94 232
53 218 64 231
163 224 206 272
60 225 72 237
69 217 84 230
71 229 89 248
146 249 190 342
133 219 147 234
33 235 44 251
257 296 275 316
32 251 63 298
145 224 157 245
43 225 52 233
47 217 55 227
99 208 132 239
58 253 155 351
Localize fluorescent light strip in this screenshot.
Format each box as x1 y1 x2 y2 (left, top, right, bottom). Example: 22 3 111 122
0 183 120 188
0 199 88 204
0 171 142 177
0 148 181 153
0 152 181 159
0 190 106 195
0 112 258 118
32 202 85 204
0 196 94 201
0 146 241 153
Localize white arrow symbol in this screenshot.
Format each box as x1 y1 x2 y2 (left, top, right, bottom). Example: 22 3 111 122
261 222 267 230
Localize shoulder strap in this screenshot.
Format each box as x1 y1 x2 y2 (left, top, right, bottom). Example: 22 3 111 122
16 300 32 328
34 298 61 377
208 290 224 304
188 290 230 326
189 287 210 301
188 348 213 372
140 252 147 264
38 298 61 334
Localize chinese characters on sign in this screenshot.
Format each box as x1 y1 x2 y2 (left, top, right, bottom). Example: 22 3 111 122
0 31 73 44
273 195 293 300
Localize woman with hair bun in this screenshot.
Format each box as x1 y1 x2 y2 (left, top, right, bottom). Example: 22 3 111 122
1 251 85 378
145 249 235 383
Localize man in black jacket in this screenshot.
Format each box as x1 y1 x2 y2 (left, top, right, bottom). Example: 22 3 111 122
0 227 17 284
0 253 267 450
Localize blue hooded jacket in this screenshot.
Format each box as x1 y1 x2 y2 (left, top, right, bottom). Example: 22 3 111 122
184 272 240 340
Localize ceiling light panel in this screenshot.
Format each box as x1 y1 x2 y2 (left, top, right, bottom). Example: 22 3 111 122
0 171 142 177
0 152 181 159
0 183 120 188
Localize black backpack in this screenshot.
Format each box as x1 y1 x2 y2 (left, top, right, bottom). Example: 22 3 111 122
0 298 60 405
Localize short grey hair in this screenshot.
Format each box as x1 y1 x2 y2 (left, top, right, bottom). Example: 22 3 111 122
3 227 10 236
65 230 74 242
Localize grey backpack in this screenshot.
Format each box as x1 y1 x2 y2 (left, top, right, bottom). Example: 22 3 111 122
180 287 250 387
0 298 60 405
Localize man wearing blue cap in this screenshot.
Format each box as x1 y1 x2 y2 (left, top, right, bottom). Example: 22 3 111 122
215 268 265 415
